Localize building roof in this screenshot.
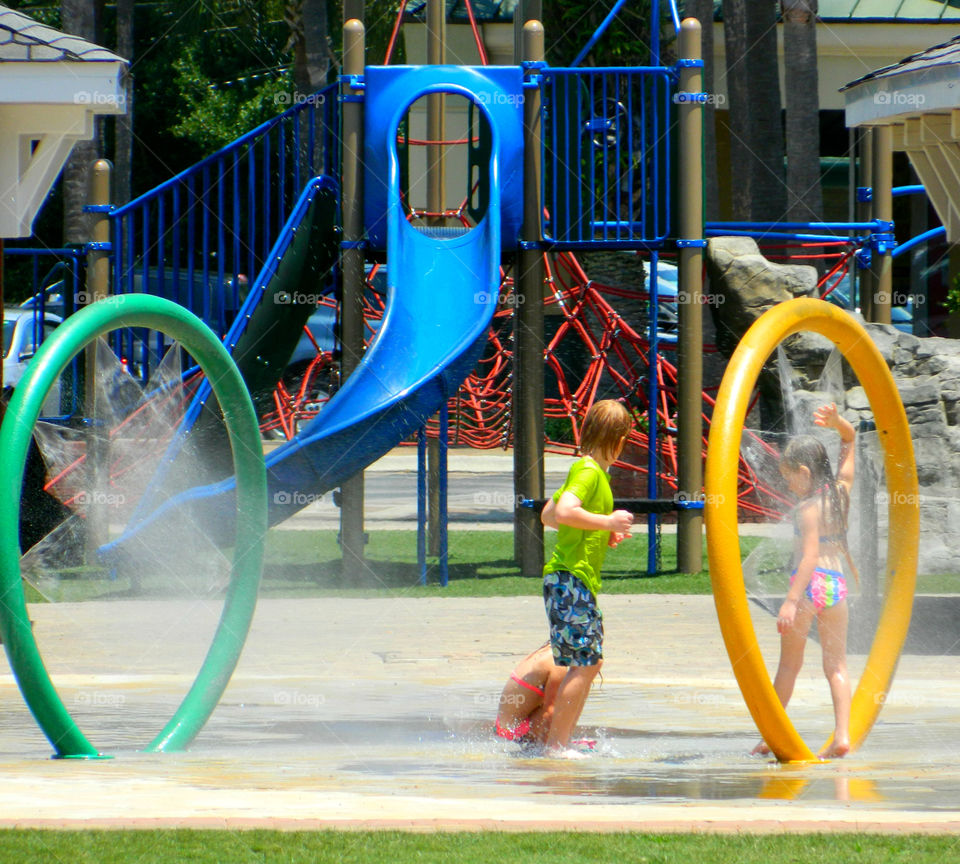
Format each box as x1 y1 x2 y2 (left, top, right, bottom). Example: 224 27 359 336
841 33 960 89
702 0 960 21
820 0 960 20
0 4 124 62
400 0 960 24
406 0 519 23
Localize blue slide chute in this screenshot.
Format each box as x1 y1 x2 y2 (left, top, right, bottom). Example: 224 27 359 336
106 66 524 549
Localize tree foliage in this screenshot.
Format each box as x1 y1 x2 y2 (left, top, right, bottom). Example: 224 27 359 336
168 46 294 152
542 0 664 67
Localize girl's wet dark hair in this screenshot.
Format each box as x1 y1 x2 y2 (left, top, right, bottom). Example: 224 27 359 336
782 434 850 544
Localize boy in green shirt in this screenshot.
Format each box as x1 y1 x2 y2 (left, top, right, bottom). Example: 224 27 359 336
540 399 634 758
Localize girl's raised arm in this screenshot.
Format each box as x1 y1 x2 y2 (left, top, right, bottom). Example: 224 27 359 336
814 403 855 494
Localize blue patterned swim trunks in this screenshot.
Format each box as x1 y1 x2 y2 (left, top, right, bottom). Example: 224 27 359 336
543 570 604 666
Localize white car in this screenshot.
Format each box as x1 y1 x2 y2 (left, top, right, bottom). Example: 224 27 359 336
2 306 62 393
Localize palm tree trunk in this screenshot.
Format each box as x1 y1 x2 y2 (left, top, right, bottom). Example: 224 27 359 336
721 0 751 221
287 0 335 181
783 0 823 222
688 0 718 221
745 0 786 222
289 0 334 94
61 0 104 244
115 0 134 206
303 0 334 87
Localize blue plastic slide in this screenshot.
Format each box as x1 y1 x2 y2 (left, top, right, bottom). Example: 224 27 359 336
104 66 524 550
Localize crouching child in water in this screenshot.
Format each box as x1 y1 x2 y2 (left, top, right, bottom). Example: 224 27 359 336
494 644 567 745
540 399 634 759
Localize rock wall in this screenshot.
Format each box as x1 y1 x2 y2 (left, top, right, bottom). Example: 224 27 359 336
707 236 960 575
785 324 960 574
705 236 819 357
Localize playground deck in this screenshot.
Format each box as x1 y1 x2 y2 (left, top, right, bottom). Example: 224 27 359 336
2 592 958 832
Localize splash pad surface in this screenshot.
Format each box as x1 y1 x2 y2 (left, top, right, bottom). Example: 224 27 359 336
706 299 920 762
1 593 959 831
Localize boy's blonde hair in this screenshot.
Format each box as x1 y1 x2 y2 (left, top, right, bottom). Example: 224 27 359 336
579 399 633 463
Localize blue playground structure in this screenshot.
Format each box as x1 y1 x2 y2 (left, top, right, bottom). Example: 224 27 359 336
47 3 707 583
7 0 949 582
0 0 949 760
107 64 522 552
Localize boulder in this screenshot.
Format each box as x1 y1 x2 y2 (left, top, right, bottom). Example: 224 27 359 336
703 236 960 575
706 236 818 357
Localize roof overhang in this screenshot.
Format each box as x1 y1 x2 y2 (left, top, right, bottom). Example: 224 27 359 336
845 61 960 243
0 59 125 238
844 63 960 127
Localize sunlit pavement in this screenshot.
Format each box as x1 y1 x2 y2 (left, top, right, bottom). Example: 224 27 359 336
2 593 959 831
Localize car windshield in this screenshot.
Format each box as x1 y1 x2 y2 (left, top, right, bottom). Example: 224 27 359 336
2 318 15 359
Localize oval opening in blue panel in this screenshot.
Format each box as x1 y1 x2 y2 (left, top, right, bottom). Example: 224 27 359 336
396 91 492 239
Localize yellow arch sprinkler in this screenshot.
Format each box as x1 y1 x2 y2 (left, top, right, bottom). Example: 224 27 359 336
705 298 919 762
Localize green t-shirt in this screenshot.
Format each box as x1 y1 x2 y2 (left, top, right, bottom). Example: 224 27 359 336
543 456 613 596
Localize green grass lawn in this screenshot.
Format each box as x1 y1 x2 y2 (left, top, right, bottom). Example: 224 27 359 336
0 830 954 863
23 528 960 602
25 528 729 602
255 529 766 597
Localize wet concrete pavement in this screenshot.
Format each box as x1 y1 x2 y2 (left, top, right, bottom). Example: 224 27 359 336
3 593 960 831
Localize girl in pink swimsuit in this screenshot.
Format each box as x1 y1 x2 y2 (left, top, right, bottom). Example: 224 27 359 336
755 403 857 760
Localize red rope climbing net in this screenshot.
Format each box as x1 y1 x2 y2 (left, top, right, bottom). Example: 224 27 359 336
266 0 860 517
262 190 858 520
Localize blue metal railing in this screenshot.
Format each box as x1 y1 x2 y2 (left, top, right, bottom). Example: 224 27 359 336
706 220 883 233
107 83 339 378
892 225 946 259
3 248 84 320
182 174 339 430
2 248 85 414
704 219 880 247
121 175 339 534
892 184 925 198
540 67 673 249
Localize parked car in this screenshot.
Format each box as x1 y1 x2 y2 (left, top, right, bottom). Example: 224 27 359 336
288 263 386 367
2 306 62 393
823 276 914 334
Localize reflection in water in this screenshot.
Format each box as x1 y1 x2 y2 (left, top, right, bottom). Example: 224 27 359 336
3 668 958 814
285 715 890 805
757 764 881 802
